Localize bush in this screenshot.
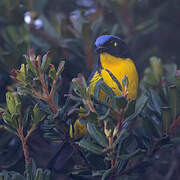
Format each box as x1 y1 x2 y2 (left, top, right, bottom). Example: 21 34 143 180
0 51 180 180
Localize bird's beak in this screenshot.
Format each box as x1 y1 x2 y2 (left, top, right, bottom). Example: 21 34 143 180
95 46 107 53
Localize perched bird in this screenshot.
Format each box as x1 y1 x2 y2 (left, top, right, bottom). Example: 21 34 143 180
70 35 138 139
88 35 138 100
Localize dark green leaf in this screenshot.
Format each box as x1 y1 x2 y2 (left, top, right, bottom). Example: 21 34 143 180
99 81 115 102
142 116 161 137
92 170 105 177
150 89 162 115
169 85 177 121
87 122 108 148
98 108 110 121
32 103 46 125
24 55 38 76
122 75 129 88
101 167 115 180
114 96 128 111
118 149 146 160
43 170 51 180
35 169 43 180
161 106 171 134
72 78 87 100
56 61 65 77
77 138 103 155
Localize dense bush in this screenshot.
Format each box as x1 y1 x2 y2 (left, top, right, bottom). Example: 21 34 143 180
0 51 180 180
0 0 180 180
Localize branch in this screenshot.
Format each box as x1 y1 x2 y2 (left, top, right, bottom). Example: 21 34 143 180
16 127 30 165
168 115 180 135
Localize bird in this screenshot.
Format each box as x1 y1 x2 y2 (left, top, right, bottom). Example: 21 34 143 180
88 35 138 100
70 35 138 139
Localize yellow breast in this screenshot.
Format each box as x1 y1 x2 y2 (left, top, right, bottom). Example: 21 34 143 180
89 53 138 100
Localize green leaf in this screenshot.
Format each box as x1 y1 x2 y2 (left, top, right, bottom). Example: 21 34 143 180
11 172 25 180
98 108 111 121
135 94 149 112
87 122 108 148
94 78 103 99
2 111 12 124
161 106 171 135
56 61 65 77
101 167 115 180
11 114 20 129
171 137 180 144
169 85 177 121
48 64 56 80
6 92 21 115
72 78 87 100
114 96 128 111
99 81 115 101
0 171 25 180
43 170 51 180
22 106 31 127
41 52 52 73
123 94 148 125
154 136 170 149
175 75 180 93
164 63 177 79
32 103 46 125
118 149 146 160
142 117 160 137
122 75 129 88
0 107 5 113
24 55 38 76
77 138 103 155
35 169 43 180
150 89 162 115
124 100 136 118
117 160 128 174
71 166 91 175
150 56 163 83
25 158 37 180
92 170 105 177
85 111 97 122
0 171 8 180
143 67 157 87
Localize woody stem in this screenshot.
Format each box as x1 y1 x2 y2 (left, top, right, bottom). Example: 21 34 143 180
38 73 57 115
17 127 30 165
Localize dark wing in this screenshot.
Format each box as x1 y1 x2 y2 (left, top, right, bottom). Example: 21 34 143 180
87 65 99 86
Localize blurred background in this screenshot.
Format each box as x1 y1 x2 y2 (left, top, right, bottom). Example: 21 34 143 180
0 0 180 179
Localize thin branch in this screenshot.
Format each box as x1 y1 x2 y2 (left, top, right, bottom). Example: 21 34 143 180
17 127 30 165
38 73 58 115
49 79 57 97
25 125 36 141
168 115 180 135
39 73 49 97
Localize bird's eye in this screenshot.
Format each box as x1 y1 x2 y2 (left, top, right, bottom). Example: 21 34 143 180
114 42 117 47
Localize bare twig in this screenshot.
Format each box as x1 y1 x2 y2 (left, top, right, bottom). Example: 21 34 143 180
38 73 58 115
17 127 30 165
168 115 180 135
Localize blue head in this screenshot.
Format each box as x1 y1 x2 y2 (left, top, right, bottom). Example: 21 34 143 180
95 35 132 58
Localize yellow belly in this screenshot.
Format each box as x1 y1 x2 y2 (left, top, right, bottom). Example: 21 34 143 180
89 53 138 100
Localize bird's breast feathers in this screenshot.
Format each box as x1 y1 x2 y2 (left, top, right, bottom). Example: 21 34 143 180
89 53 138 99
